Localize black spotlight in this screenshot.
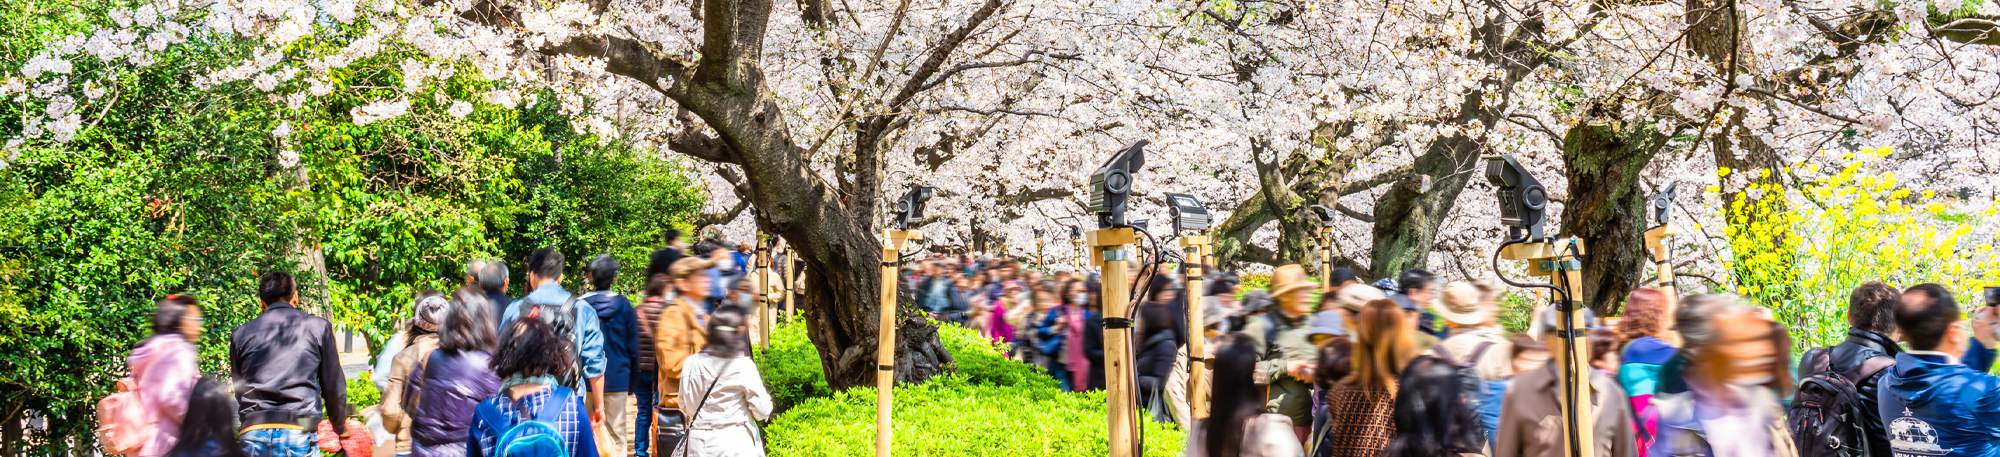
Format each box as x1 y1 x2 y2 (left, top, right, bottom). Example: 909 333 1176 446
1089 141 1148 229
892 185 934 230
1483 155 1548 241
1166 193 1210 232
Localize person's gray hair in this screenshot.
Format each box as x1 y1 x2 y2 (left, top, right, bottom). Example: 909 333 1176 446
1676 294 1755 348
467 259 508 291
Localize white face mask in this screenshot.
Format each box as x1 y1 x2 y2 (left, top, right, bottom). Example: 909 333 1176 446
717 258 735 270
1072 293 1089 305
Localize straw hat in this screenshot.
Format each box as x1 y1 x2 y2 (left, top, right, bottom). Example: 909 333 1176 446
1268 265 1315 298
1434 281 1494 326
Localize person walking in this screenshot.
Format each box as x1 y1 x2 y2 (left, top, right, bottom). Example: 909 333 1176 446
1036 279 1086 392
381 291 446 457
465 260 512 328
1647 295 1796 457
677 306 773 457
645 228 687 280
408 286 502 457
1305 336 1354 457
1495 328 1638 457
127 295 202 457
1793 282 1899 457
1242 265 1319 443
470 318 599 457
230 272 350 457
499 248 609 426
652 258 715 455
1381 356 1488 457
1430 281 1512 447
1877 284 2000 457
166 376 250 457
632 275 673 457
1183 333 1304 457
1614 288 1675 454
1317 299 1417 457
581 255 639 457
1138 278 1185 423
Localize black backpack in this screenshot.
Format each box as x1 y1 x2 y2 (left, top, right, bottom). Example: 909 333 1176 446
522 295 583 388
1788 346 1894 457
1430 342 1497 400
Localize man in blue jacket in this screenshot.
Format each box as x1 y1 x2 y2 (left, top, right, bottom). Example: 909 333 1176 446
500 248 609 426
581 254 637 457
1878 283 2000 457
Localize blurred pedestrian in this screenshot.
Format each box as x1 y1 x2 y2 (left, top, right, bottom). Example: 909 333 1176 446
1244 265 1319 442
381 290 446 456
1648 295 1794 457
470 318 598 457
408 286 502 457
1319 299 1417 456
165 376 249 457
678 306 773 457
1789 282 1898 457
499 248 608 425
632 275 673 457
1495 326 1637 457
1391 269 1443 348
465 260 511 327
652 258 716 455
582 255 638 457
1183 333 1304 457
231 272 349 456
122 295 202 457
644 228 686 281
1204 272 1242 333
1615 288 1675 454
1382 356 1487 457
1139 278 1187 423
1877 284 2000 457
1432 281 1512 446
1306 336 1354 457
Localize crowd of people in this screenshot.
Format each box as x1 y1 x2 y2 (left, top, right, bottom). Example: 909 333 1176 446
110 229 779 457
102 231 2000 457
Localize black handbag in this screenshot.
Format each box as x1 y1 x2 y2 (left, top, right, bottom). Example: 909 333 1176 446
654 408 687 455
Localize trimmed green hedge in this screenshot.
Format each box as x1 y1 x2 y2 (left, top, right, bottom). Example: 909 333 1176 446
755 320 1184 456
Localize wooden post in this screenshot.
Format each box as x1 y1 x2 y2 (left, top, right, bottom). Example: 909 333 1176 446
1644 224 1683 346
1317 227 1333 286
1089 228 1139 457
756 233 772 348
876 229 921 457
1502 239 1593 457
784 249 797 321
1180 233 1213 422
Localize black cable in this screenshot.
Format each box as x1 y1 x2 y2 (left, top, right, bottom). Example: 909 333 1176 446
1490 236 1582 457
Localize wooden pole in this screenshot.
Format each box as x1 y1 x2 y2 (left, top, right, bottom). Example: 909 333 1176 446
1180 234 1213 422
1644 225 1683 346
757 233 772 348
1504 239 1594 457
1317 227 1333 286
1089 228 1139 457
784 249 797 321
876 229 921 457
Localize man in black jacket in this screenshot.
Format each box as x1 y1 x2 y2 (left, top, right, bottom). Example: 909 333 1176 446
1803 281 1902 457
645 228 686 280
230 272 348 456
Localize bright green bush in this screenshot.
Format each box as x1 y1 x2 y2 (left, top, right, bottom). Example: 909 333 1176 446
765 375 1185 457
756 320 1055 413
758 319 1184 456
347 376 382 409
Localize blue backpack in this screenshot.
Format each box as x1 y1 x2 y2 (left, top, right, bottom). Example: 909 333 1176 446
477 387 574 457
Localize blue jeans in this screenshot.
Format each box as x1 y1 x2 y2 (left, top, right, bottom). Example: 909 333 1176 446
240 428 315 457
1048 364 1073 392
634 374 658 457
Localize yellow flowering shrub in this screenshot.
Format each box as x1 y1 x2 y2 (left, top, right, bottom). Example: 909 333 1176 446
1722 147 2000 349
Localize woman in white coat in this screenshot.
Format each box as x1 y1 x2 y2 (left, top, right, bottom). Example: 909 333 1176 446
678 305 773 457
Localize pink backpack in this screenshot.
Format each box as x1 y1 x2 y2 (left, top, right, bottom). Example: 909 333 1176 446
96 354 161 455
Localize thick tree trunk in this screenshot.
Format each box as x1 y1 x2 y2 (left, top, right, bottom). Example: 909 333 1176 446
1559 117 1668 315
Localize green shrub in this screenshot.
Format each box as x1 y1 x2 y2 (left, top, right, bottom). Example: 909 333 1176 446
348 376 381 409
765 375 1185 457
1498 291 1539 334
758 319 1184 456
756 320 1054 412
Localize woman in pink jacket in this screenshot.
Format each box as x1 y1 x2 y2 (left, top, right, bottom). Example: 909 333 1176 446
127 295 202 457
